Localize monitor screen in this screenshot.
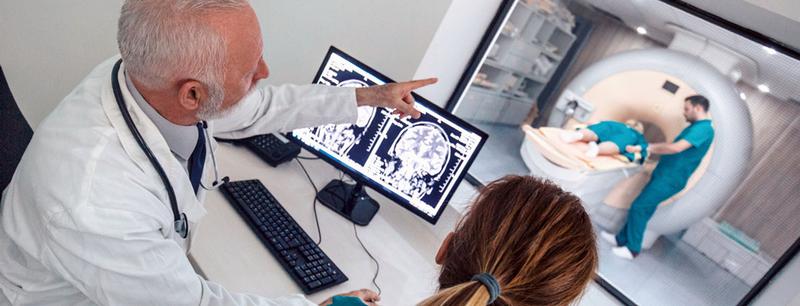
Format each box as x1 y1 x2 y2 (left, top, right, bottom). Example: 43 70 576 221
288 46 488 224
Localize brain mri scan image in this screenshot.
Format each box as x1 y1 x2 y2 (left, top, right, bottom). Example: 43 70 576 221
384 123 451 198
291 50 486 221
310 65 378 157
362 108 471 210
313 106 376 156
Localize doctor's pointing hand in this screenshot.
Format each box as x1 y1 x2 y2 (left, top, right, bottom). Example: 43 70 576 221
356 78 438 119
0 0 435 305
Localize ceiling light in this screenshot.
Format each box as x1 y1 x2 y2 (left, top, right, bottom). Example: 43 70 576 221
757 84 770 93
762 46 777 55
739 92 747 100
636 26 647 35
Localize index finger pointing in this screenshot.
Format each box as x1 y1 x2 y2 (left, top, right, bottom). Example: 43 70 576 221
398 77 438 91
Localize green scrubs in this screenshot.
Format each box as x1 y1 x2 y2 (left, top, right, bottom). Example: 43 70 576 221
616 119 714 253
329 296 367 306
587 121 649 163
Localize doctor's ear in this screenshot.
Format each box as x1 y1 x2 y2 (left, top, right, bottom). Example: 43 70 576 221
177 80 206 112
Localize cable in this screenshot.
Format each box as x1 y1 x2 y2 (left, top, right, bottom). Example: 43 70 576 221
298 167 381 293
295 156 320 160
294 157 323 246
353 222 382 295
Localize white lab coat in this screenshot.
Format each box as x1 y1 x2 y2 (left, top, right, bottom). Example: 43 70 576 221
0 56 358 305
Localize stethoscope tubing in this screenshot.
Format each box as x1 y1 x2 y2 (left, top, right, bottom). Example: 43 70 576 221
111 59 188 238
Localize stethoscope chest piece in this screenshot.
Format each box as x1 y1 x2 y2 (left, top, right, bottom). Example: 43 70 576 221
175 213 188 238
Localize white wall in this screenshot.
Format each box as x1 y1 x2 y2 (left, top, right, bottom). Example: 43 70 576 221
250 1 452 86
413 0 505 107
0 0 124 128
0 0 453 128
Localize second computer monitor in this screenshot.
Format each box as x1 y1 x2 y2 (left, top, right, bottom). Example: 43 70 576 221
289 47 487 224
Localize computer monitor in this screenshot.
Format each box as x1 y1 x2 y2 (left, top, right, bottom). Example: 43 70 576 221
288 46 488 225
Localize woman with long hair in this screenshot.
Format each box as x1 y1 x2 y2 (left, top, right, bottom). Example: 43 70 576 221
420 175 597 306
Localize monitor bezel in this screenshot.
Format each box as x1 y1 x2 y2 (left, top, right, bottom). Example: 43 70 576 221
286 45 488 224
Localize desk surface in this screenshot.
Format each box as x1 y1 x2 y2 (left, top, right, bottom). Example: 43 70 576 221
190 143 478 305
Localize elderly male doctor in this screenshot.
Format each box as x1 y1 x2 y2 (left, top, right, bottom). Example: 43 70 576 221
0 0 433 305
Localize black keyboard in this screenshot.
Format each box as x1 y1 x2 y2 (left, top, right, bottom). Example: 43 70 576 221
220 180 348 294
241 134 300 167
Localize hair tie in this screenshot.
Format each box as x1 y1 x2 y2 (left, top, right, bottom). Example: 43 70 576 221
472 272 501 304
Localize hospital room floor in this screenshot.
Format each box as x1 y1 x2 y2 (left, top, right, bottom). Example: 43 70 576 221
464 121 752 306
597 231 751 306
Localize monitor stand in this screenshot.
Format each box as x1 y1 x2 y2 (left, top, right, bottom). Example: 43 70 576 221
316 179 379 226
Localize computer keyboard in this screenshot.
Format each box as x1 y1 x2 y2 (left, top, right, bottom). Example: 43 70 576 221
220 179 348 294
240 134 301 167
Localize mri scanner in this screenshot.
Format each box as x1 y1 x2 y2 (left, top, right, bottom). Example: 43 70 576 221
521 48 752 249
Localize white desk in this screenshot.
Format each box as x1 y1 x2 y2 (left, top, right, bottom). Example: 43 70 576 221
189 142 479 304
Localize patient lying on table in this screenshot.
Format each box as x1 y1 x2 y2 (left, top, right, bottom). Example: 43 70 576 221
561 119 648 163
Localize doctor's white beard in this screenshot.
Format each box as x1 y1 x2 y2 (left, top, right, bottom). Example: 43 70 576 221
197 82 226 120
197 83 259 121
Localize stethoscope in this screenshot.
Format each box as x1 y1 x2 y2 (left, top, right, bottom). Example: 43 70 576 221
111 59 228 238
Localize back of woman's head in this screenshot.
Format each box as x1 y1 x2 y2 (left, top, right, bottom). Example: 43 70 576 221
420 175 597 306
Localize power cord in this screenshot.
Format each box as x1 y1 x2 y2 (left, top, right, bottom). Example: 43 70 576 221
294 160 382 295
339 171 381 295
353 222 382 295
294 157 323 246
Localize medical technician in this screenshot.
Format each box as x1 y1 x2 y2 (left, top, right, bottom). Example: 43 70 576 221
601 95 714 259
0 0 434 305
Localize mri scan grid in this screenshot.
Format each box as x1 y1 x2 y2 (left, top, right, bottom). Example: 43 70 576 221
291 51 485 219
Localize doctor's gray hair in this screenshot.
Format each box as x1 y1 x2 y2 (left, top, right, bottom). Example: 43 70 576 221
118 0 249 118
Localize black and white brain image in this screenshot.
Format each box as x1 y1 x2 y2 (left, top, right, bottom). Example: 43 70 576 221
313 106 375 155
392 123 450 177
384 123 451 199
315 124 357 155
312 78 376 155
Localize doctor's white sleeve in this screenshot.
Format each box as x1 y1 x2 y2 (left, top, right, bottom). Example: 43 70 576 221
212 84 359 139
39 177 317 306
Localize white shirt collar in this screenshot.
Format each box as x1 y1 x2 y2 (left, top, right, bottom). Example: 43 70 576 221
124 71 199 161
